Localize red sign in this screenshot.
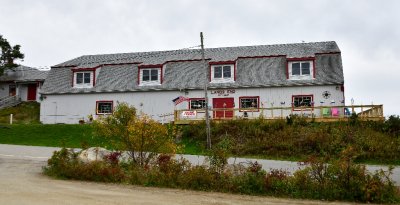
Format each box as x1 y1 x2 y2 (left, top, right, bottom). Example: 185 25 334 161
181 111 197 117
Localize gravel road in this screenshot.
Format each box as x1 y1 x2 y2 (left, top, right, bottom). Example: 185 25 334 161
0 156 360 205
0 144 396 204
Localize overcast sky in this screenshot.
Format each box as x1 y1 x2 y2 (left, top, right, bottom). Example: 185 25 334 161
1 0 399 116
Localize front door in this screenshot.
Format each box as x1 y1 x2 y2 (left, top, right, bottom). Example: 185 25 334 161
8 84 16 96
27 84 37 101
213 98 234 119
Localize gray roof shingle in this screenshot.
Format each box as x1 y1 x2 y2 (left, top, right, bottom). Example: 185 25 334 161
42 41 343 94
0 65 48 82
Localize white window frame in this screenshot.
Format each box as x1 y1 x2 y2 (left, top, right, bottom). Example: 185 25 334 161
210 64 234 83
139 68 161 86
189 98 207 111
239 96 259 112
96 101 113 115
288 61 314 80
74 71 93 88
292 95 314 110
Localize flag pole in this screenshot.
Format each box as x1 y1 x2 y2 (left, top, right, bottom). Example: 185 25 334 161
201 32 211 149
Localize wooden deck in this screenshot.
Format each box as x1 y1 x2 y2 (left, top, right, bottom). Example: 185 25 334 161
174 104 384 124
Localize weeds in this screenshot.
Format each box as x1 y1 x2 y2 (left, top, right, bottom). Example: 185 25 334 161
44 146 400 203
182 117 400 164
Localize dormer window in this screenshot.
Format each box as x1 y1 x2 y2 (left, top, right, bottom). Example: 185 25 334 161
210 63 235 83
287 59 314 80
73 71 94 88
77 72 91 84
143 69 158 82
139 66 162 86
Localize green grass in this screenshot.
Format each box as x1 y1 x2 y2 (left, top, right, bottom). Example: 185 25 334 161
0 102 40 124
0 124 106 148
177 137 206 155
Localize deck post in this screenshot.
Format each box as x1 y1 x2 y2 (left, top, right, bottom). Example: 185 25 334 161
174 110 177 122
320 106 323 118
361 105 364 118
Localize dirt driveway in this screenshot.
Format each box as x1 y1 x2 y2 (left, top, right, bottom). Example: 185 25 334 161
0 156 363 205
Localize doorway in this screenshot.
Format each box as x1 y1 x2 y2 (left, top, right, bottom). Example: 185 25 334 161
8 84 16 96
212 98 234 118
27 84 37 101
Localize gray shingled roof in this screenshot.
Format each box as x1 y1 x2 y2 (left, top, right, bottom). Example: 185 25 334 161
42 41 343 94
0 65 48 82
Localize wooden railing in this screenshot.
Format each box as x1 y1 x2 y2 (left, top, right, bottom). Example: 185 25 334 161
174 104 384 124
0 95 21 110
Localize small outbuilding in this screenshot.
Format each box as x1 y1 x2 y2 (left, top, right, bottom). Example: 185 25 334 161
0 66 48 108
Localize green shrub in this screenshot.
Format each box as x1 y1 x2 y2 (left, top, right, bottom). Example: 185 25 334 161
384 115 400 137
44 146 400 203
290 147 400 203
43 148 125 182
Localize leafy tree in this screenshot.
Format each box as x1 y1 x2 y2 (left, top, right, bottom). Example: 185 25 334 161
0 35 24 75
93 102 178 167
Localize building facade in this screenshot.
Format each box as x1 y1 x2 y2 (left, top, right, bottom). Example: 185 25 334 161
40 41 345 124
0 66 48 103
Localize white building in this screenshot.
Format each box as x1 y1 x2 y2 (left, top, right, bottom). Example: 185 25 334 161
40 41 345 124
0 66 48 108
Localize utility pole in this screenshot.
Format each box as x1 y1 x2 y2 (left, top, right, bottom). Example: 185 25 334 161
200 32 211 149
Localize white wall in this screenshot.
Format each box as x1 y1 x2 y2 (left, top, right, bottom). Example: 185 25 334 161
17 84 28 101
0 83 9 98
36 82 43 101
40 85 344 124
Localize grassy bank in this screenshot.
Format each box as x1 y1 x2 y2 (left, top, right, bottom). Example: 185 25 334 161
181 116 400 165
0 124 104 148
1 115 400 165
0 102 40 124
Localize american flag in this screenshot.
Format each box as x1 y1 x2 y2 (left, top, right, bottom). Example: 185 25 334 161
172 96 189 105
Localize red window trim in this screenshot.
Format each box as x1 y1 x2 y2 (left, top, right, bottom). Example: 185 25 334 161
53 62 142 69
138 64 163 85
315 52 341 55
209 61 236 82
239 96 260 112
96 100 114 115
209 61 236 65
291 94 314 111
237 55 286 60
286 58 316 79
71 68 97 87
188 98 206 111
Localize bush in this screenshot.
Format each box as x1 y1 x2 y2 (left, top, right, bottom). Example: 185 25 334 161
43 148 125 182
290 147 400 203
384 115 400 137
93 103 178 167
44 146 400 203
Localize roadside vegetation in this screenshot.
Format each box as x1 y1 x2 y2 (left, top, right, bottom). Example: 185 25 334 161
0 102 40 124
182 114 400 165
44 145 400 203
1 102 400 165
0 124 102 148
43 103 400 203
